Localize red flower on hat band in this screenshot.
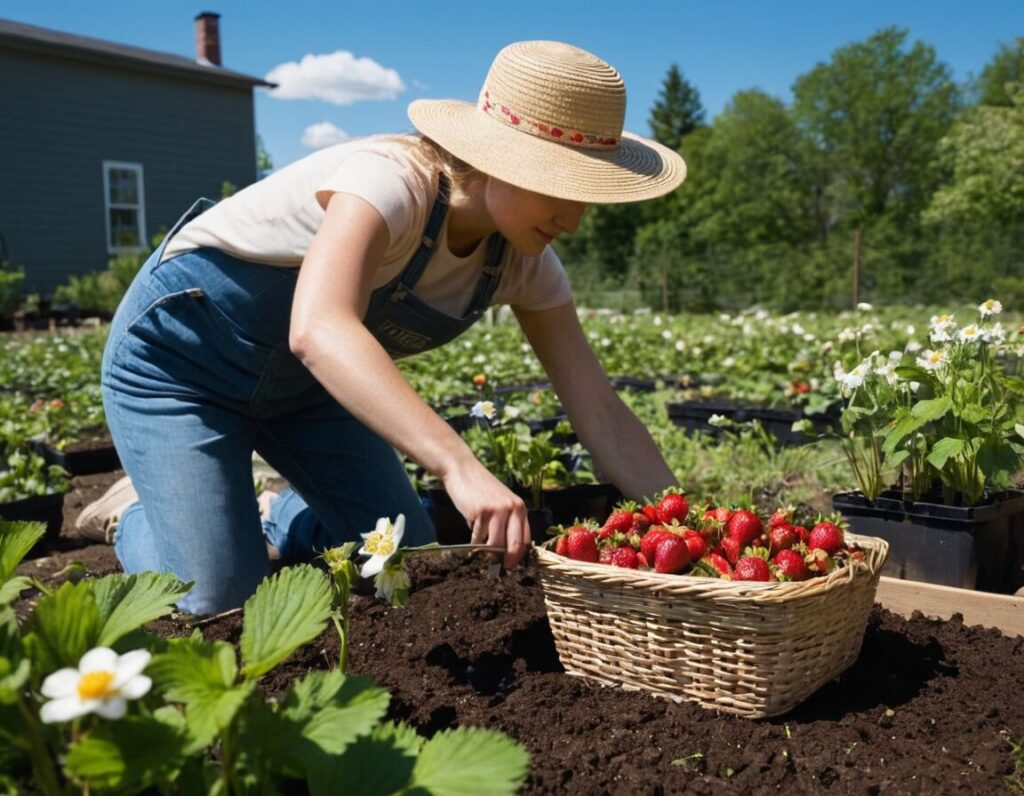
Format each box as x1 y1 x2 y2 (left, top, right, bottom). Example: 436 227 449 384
480 90 618 150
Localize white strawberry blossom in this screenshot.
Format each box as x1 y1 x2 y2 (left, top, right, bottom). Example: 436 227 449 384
359 514 405 577
708 413 729 427
906 340 922 353
40 647 152 723
916 349 946 371
959 324 981 343
373 559 411 602
929 314 956 343
978 299 1002 317
470 401 496 420
856 302 873 311
982 323 1007 344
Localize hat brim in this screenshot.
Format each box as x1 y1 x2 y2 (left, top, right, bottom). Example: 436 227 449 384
408 99 686 204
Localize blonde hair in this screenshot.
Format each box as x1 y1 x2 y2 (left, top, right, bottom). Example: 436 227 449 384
373 133 484 199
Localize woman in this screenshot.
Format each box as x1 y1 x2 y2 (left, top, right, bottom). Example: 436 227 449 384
83 40 687 614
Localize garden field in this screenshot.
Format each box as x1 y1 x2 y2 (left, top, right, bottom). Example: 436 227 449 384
3 303 1024 793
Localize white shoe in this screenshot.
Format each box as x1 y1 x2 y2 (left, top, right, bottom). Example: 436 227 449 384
75 476 138 544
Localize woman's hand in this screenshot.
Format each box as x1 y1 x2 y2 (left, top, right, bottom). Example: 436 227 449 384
441 456 531 569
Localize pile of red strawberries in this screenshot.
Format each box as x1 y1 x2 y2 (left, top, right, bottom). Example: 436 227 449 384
551 490 864 582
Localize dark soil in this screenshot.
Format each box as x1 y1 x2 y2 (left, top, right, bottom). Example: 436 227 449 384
15 477 1024 795
62 430 115 454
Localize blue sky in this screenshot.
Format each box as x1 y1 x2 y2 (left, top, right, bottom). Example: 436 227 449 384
5 1 1021 168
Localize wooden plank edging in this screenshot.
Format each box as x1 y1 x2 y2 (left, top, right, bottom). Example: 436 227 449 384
875 576 1024 637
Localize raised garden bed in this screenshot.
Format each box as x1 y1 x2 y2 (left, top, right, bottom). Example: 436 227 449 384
666 398 839 446
30 430 120 476
14 506 1024 795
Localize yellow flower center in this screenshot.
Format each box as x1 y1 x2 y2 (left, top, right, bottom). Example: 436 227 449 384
77 670 115 700
964 326 978 337
364 529 396 556
929 351 943 364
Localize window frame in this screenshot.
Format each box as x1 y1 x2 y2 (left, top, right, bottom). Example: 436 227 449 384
102 160 147 254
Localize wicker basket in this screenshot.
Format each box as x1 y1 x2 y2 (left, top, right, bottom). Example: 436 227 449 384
534 533 889 718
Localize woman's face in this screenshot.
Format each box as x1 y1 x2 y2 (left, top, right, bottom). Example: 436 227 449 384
483 178 588 256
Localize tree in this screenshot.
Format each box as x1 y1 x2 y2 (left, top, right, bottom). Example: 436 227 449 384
792 27 960 223
256 134 274 178
976 38 1024 107
648 64 705 152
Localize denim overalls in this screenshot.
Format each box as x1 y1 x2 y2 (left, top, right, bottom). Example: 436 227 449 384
101 175 507 614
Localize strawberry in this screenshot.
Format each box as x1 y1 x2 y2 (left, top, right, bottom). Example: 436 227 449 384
598 545 615 565
720 536 743 566
611 546 640 569
727 509 763 546
641 503 660 524
640 528 673 563
768 507 794 528
707 552 733 576
555 536 569 556
733 556 771 581
566 528 598 563
805 548 834 575
808 522 844 555
602 504 637 535
654 535 691 574
656 491 690 525
773 549 811 580
682 530 707 561
792 525 809 543
768 524 798 552
636 551 649 568
702 506 732 526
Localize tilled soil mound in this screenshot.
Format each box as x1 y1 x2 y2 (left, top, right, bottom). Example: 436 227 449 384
16 475 1024 795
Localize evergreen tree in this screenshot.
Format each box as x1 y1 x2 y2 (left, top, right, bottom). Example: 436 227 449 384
648 64 705 151
977 38 1024 106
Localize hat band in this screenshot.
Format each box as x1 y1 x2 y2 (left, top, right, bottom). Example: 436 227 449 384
479 89 619 151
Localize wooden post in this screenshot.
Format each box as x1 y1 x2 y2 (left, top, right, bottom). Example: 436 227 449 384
852 225 862 308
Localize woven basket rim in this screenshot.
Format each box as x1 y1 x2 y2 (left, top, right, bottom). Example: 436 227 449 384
534 532 889 600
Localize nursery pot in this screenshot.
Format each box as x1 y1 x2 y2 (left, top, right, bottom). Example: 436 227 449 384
423 483 621 545
0 491 65 552
30 438 121 477
666 400 813 446
832 489 1024 593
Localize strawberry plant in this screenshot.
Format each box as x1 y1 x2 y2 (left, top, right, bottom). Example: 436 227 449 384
0 519 530 795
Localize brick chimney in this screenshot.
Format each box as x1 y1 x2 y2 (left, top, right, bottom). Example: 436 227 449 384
194 12 221 66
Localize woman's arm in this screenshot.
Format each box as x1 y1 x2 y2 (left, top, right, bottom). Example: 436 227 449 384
514 301 678 501
290 191 529 566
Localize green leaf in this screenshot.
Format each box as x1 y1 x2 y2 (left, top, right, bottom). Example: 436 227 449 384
148 635 250 751
894 365 930 383
0 520 45 581
1015 423 1024 441
911 395 952 422
64 716 187 792
240 564 334 680
409 727 530 796
307 723 421 796
926 437 967 470
92 572 192 648
882 448 910 471
0 576 32 608
23 581 100 674
958 403 988 426
238 671 390 777
881 411 927 455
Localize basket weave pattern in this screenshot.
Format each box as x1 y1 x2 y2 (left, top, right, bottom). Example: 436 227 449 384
535 533 889 718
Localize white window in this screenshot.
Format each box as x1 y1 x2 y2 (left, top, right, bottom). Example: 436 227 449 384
102 161 146 253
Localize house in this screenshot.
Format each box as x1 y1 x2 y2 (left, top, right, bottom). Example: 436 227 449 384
0 13 273 295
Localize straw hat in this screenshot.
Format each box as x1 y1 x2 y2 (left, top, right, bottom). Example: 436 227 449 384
408 41 687 204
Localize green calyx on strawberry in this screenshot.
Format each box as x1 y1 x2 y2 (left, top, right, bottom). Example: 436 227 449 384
772 549 811 581
655 489 690 525
706 552 733 577
733 555 772 581
726 509 763 547
701 506 733 531
767 505 796 528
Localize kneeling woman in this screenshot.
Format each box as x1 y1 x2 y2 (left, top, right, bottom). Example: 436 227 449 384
90 40 687 614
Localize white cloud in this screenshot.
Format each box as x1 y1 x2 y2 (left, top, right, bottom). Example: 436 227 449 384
266 50 405 106
301 122 351 149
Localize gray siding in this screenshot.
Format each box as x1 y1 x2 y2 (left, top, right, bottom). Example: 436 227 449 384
0 47 259 294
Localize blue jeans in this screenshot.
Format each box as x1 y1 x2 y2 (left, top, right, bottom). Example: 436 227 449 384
101 247 435 614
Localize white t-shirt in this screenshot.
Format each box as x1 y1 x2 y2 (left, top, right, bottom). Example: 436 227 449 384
161 136 573 316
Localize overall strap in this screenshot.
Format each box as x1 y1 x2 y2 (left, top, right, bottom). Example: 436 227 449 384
157 197 216 261
391 173 452 302
461 233 508 316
